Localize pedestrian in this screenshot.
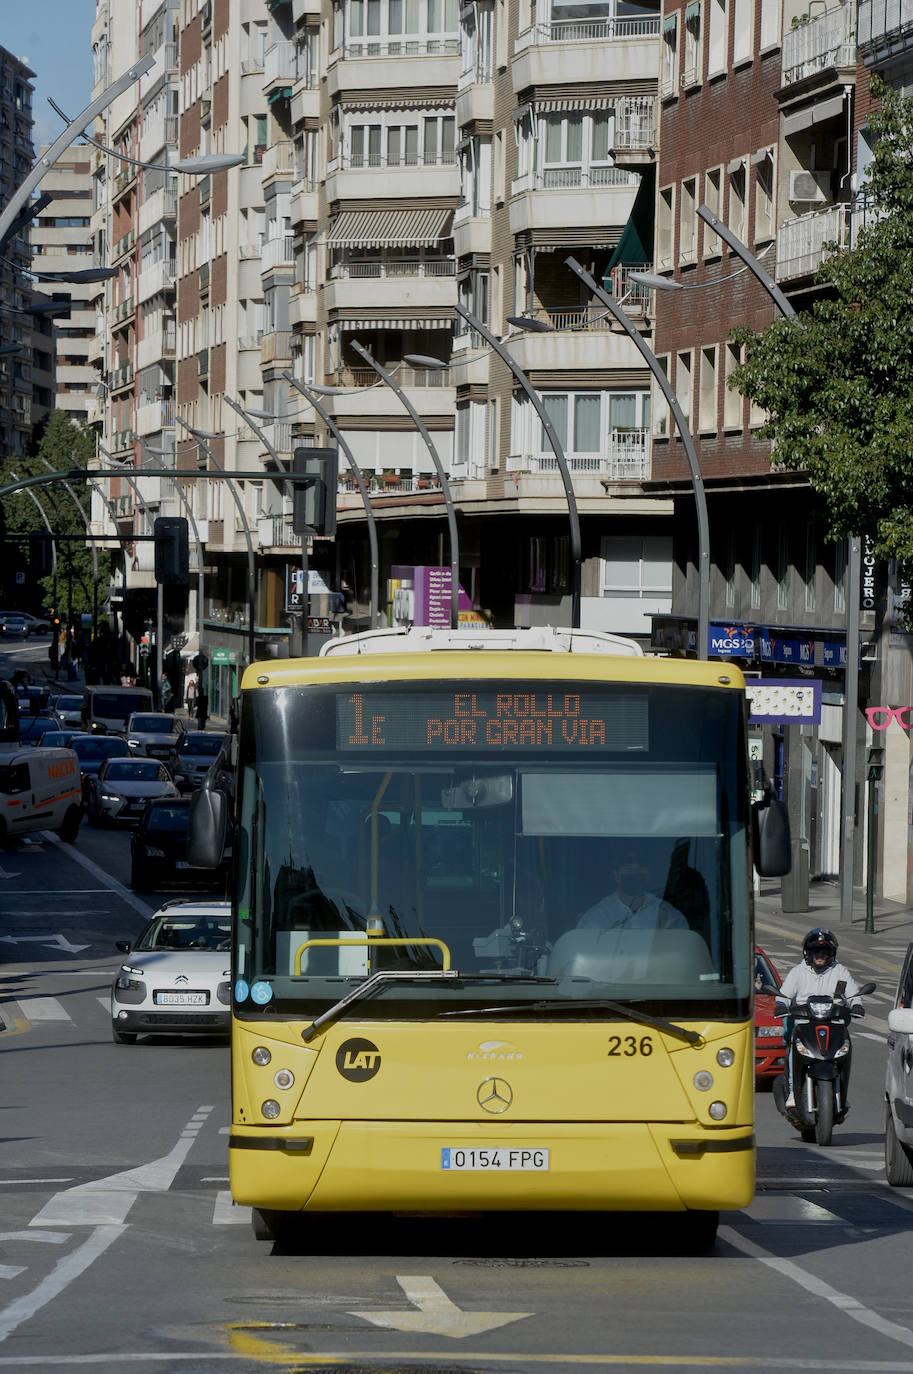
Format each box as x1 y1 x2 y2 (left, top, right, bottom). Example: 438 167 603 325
195 688 209 731
185 676 197 713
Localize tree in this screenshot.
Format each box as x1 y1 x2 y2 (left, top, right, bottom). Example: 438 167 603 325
731 77 913 570
0 412 112 617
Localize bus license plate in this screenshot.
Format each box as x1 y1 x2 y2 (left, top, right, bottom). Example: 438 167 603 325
155 992 207 1006
441 1148 549 1171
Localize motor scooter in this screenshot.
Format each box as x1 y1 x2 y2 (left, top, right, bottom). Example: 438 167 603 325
770 979 876 1146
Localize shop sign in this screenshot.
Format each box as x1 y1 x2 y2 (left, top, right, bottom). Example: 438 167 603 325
211 648 237 665
708 623 755 657
746 678 822 725
759 629 814 665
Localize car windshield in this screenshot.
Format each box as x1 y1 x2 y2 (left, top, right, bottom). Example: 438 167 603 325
20 719 56 738
235 680 752 1023
144 804 190 833
56 697 82 711
40 732 71 748
105 760 169 782
135 914 231 951
91 693 151 721
131 716 174 733
178 733 225 757
73 738 129 762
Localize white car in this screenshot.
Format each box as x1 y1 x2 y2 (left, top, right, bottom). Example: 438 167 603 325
50 694 84 729
885 940 913 1186
125 712 185 760
110 900 232 1044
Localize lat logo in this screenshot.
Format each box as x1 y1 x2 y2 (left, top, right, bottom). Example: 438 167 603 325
336 1037 382 1082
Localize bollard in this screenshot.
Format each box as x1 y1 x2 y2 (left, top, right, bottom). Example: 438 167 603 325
781 839 809 914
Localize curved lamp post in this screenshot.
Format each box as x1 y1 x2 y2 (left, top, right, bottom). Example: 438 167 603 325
564 255 710 659
455 303 582 628
176 417 257 668
136 438 207 675
38 459 100 639
280 372 380 628
348 339 460 630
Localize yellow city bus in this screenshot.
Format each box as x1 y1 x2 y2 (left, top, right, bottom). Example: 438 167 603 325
191 627 789 1247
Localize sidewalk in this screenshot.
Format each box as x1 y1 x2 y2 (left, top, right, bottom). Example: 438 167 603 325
31 654 229 730
755 876 913 984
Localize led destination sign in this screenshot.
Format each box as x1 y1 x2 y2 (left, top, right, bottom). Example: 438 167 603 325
337 690 648 750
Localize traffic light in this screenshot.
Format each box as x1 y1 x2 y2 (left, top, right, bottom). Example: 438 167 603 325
292 447 337 539
154 516 189 585
30 533 53 575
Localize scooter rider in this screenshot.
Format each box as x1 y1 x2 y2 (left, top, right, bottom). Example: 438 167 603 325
776 928 864 1109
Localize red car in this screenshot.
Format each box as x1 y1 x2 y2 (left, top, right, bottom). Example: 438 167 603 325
755 945 786 1083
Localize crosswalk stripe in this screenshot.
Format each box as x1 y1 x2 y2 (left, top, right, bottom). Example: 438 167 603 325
14 998 70 1022
213 1190 250 1225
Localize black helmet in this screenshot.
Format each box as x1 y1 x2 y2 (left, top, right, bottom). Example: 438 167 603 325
803 927 838 968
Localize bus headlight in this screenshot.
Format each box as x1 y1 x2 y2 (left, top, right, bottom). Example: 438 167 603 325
716 1048 735 1067
252 1046 271 1066
273 1069 294 1090
709 1101 728 1120
261 1100 281 1119
693 1070 714 1091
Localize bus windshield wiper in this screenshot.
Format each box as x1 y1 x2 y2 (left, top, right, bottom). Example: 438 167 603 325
439 997 704 1045
301 968 460 1042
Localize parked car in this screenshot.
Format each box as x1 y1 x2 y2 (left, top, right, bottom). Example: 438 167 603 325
68 732 131 803
0 613 31 638
11 612 52 635
130 795 228 890
110 899 231 1043
49 694 84 729
754 946 785 1085
885 940 913 1186
18 715 64 747
169 730 228 793
86 756 179 826
125 712 185 760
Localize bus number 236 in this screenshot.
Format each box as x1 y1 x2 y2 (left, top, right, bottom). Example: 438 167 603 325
608 1035 654 1057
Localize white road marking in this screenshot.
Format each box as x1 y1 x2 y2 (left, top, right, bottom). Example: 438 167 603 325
213 1191 250 1225
0 1233 68 1244
40 833 155 919
0 1225 125 1344
0 935 89 954
13 999 70 1023
350 1275 533 1338
0 865 21 881
720 1226 913 1352
857 1031 888 1043
29 1105 214 1228
740 1195 841 1223
0 1271 24 1282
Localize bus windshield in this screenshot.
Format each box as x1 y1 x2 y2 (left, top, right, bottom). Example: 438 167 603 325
235 680 751 1022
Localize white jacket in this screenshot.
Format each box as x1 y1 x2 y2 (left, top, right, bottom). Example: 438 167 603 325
778 959 862 1008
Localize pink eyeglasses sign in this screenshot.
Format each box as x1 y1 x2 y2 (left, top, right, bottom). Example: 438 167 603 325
865 706 913 731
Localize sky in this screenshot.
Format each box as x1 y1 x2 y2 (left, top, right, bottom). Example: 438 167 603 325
2 2 97 150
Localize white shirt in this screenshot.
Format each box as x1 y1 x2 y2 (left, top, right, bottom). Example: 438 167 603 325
778 959 862 1006
577 890 687 931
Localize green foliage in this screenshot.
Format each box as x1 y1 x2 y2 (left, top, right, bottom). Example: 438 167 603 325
731 77 913 571
0 411 112 618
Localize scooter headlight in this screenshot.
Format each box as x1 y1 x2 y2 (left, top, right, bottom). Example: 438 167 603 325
834 1041 850 1057
808 999 831 1017
796 1040 814 1056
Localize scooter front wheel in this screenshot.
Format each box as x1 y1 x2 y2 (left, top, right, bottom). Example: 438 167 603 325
814 1080 834 1146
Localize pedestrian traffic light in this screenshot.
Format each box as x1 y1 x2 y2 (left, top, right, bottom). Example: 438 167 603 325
292 447 337 539
154 516 189 585
29 533 53 575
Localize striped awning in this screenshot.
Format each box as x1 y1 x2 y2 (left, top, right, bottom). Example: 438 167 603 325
534 96 615 113
327 208 453 248
334 314 453 331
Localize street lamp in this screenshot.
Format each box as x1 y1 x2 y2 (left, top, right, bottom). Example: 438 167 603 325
280 373 381 628
348 341 461 631
455 302 582 629
175 417 257 668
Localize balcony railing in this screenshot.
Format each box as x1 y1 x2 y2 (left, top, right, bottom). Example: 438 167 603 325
108 360 134 390
343 37 460 58
342 150 458 170
535 166 638 189
261 234 295 271
776 202 852 279
342 364 452 388
329 257 456 280
523 15 659 43
261 140 295 179
781 3 856 83
508 431 650 480
612 97 657 150
264 40 299 84
858 0 913 54
138 258 177 300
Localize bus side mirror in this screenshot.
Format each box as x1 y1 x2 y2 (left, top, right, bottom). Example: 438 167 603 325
752 796 791 876
187 785 228 869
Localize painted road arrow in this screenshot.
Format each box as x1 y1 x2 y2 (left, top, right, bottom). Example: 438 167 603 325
0 934 90 953
350 1276 532 1338
0 863 21 880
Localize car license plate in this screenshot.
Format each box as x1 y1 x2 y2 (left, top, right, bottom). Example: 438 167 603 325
175 860 194 868
155 991 208 1006
441 1148 549 1171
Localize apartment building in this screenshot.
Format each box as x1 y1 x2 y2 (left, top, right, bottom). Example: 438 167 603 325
0 46 41 456
30 148 97 426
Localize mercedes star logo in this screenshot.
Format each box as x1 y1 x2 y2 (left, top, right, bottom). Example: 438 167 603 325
477 1077 513 1113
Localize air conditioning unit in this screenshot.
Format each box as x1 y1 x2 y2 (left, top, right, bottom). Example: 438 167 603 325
788 170 830 204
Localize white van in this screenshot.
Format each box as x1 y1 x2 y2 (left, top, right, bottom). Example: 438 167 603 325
82 686 154 736
0 747 83 843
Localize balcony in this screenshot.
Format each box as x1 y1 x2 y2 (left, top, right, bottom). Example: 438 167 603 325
509 169 638 238
136 323 176 371
781 3 856 85
138 184 177 237
261 234 295 272
108 360 134 391
324 257 456 312
858 0 913 61
327 150 458 201
512 16 659 89
776 202 852 280
506 429 651 482
111 227 136 263
328 43 459 99
261 139 295 181
491 310 650 373
111 428 135 454
197 348 209 378
264 40 298 89
140 111 178 160
112 294 134 324
137 257 177 303
611 97 658 169
135 397 175 435
259 514 299 549
261 331 292 365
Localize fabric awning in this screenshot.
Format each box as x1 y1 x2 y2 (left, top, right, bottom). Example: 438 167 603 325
534 96 616 113
334 315 454 331
327 207 454 248
783 94 846 137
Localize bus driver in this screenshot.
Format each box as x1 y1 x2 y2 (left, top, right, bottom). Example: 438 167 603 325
577 846 688 932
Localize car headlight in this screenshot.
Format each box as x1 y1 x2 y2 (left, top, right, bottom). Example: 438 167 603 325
115 975 143 991
756 1025 783 1038
101 791 122 802
216 980 231 1005
127 739 139 749
119 963 144 977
